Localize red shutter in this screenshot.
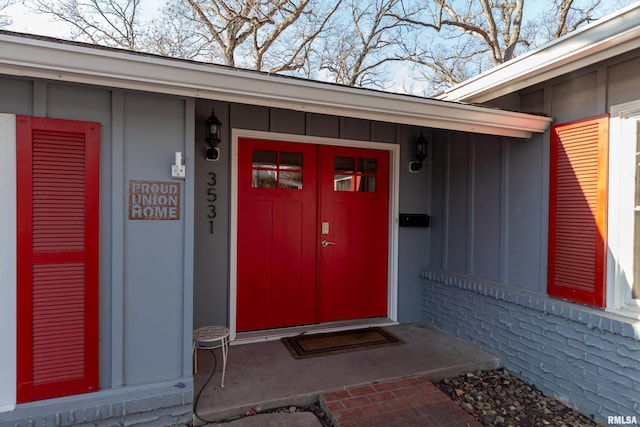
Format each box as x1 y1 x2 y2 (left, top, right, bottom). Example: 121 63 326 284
16 116 100 402
548 114 608 308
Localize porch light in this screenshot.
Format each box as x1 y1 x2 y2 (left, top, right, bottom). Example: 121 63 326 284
409 132 428 173
204 109 222 161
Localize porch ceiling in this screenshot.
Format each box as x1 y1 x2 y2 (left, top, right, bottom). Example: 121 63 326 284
0 32 551 139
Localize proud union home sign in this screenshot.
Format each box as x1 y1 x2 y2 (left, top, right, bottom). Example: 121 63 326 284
129 180 180 220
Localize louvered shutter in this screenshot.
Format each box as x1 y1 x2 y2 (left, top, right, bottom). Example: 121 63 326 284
16 116 100 402
548 114 609 308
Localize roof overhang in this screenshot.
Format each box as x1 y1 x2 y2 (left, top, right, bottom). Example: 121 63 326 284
0 32 551 139
438 3 640 103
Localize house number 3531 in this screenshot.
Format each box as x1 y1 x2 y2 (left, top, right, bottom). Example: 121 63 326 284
207 172 217 234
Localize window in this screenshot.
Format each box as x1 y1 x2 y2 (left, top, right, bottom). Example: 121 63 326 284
608 101 640 318
251 149 303 189
334 156 377 192
548 115 609 308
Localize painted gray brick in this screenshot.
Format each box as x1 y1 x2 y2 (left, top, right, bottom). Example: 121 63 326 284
422 270 640 424
537 330 566 347
600 368 637 390
566 336 589 350
518 320 545 337
554 323 586 340
600 384 635 413
583 388 617 414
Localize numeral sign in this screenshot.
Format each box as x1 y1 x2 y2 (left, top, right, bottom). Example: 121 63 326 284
207 172 217 234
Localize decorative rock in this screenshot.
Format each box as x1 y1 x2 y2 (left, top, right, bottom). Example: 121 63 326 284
436 368 599 427
460 402 473 413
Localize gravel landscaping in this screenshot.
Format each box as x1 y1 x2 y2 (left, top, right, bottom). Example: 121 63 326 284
436 368 602 427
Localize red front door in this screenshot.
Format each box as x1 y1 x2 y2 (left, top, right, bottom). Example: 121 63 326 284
317 145 389 322
237 138 389 332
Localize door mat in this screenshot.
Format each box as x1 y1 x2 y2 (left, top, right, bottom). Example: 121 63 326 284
282 327 404 359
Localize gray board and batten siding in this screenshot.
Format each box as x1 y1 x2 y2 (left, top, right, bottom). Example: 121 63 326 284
0 76 196 426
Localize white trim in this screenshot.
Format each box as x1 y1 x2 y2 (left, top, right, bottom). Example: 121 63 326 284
439 3 640 103
233 318 399 345
607 100 640 319
0 113 16 413
229 129 400 341
0 33 550 139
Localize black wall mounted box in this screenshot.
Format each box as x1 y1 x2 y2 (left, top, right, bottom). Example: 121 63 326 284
399 214 430 227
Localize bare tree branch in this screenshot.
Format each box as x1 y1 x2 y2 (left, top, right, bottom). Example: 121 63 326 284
319 0 405 88
391 0 633 95
0 0 16 27
266 0 343 74
141 2 209 60
26 0 142 49
178 0 334 72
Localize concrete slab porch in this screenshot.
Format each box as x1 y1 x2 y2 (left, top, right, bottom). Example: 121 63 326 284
192 322 498 425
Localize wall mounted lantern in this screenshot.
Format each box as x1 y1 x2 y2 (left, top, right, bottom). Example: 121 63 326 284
204 109 222 161
409 132 428 173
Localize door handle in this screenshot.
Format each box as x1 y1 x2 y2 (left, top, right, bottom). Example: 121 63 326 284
321 240 336 247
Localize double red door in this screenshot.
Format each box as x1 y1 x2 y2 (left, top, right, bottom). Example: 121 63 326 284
237 138 389 331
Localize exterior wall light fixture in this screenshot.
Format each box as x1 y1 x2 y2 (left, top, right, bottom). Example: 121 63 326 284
409 132 428 173
204 109 222 161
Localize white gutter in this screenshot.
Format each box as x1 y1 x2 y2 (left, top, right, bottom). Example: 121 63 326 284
438 2 640 103
0 33 551 139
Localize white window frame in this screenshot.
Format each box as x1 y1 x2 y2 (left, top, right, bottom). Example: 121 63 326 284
607 100 640 318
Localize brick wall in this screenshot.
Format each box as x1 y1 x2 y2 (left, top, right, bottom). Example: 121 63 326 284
422 268 640 423
0 380 193 427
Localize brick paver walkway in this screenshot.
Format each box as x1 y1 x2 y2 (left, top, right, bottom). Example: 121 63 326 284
320 375 482 427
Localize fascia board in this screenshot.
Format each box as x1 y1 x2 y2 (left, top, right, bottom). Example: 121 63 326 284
0 33 551 138
439 3 640 103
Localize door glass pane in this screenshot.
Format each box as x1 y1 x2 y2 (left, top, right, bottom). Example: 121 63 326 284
335 156 355 173
253 170 277 188
280 152 303 170
334 156 378 192
358 158 377 174
252 150 303 190
334 175 353 191
253 150 277 169
358 176 376 192
280 171 302 189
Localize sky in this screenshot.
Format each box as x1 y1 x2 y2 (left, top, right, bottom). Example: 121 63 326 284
3 0 552 43
4 0 162 36
4 1 633 43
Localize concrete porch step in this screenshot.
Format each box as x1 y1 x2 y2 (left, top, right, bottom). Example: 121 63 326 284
192 322 498 424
